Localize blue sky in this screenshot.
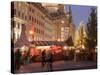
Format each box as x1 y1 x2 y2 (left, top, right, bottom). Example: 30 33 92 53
65 5 97 28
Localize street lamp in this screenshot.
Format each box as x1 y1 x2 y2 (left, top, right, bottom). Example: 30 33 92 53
82 45 85 49
63 46 67 50
29 30 34 35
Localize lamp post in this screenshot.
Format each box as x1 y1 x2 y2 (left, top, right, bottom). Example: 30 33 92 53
63 46 67 61
63 46 67 50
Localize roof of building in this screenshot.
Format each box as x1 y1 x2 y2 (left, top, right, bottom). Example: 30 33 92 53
31 41 67 46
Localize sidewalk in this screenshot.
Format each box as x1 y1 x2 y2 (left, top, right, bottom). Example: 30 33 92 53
15 60 97 73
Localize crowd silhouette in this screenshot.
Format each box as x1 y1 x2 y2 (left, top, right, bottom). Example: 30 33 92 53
14 48 53 71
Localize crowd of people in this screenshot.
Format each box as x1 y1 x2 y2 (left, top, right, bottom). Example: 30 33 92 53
13 46 95 72
14 48 53 71
41 50 53 71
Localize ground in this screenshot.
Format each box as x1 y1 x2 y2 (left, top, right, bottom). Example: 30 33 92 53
15 60 97 73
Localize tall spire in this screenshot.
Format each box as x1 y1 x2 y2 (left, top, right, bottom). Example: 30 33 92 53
69 5 71 14
69 5 72 23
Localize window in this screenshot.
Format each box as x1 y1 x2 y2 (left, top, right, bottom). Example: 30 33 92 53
41 30 43 35
18 11 21 17
32 9 34 13
35 18 36 23
34 27 36 32
38 21 40 25
29 16 31 20
61 27 64 31
25 15 27 20
29 7 31 11
17 23 20 29
38 29 40 34
43 31 44 35
36 19 37 24
32 17 34 21
41 30 42 34
36 28 38 33
41 22 42 27
22 13 24 19
37 20 39 24
41 22 43 27
14 9 16 15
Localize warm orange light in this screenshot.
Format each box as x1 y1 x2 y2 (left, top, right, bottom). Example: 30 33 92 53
75 50 80 53
63 46 67 50
61 20 64 24
82 45 85 49
29 30 33 35
57 38 60 41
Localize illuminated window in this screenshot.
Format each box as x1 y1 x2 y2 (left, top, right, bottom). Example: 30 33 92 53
61 27 64 31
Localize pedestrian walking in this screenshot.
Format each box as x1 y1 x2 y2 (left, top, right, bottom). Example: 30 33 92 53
15 49 21 70
41 50 46 67
46 50 53 71
23 50 27 65
26 48 30 64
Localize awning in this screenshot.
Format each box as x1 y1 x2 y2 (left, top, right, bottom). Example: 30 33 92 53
31 41 67 46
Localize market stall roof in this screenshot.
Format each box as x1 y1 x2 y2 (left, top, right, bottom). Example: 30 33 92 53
31 41 67 46
14 24 30 48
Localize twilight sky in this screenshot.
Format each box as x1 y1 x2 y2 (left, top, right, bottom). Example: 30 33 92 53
65 5 96 28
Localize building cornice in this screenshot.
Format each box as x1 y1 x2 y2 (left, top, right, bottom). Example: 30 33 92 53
27 2 68 20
